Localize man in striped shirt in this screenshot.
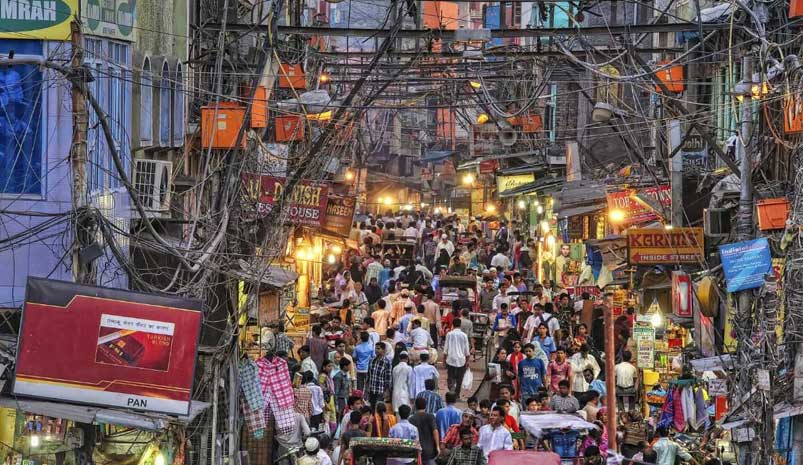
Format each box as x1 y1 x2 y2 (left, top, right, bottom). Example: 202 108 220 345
416 378 444 415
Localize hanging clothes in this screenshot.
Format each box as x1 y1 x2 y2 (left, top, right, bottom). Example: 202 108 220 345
694 387 708 430
682 387 697 431
239 359 265 411
657 388 675 431
673 387 686 432
256 356 296 434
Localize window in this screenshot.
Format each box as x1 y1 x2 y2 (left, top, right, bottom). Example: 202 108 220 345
85 38 131 193
140 56 153 145
172 63 185 146
159 61 171 147
0 40 43 195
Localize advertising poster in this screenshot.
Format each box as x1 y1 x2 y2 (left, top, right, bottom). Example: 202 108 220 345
633 324 655 369
627 227 704 265
14 278 202 415
243 174 329 227
0 0 77 40
81 0 136 41
322 195 357 238
719 238 773 292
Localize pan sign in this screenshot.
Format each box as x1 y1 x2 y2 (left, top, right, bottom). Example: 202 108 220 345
14 278 202 415
627 227 704 265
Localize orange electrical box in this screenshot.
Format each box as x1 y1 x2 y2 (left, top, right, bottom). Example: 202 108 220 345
655 61 685 94
275 115 305 142
791 0 803 17
201 102 246 149
757 197 790 230
251 86 268 128
521 114 543 133
278 63 307 89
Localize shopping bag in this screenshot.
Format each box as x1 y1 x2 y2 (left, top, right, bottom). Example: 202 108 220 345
462 369 474 391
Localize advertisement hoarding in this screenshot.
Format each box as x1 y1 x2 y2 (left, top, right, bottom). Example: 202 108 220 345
627 227 704 265
719 238 773 292
243 174 329 227
14 278 202 415
496 174 535 194
322 195 357 238
81 0 136 41
0 0 77 40
606 185 671 225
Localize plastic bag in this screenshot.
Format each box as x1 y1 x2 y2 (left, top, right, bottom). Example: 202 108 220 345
462 369 474 391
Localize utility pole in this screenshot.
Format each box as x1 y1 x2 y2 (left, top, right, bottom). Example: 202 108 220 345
604 300 617 451
70 21 89 284
669 119 683 226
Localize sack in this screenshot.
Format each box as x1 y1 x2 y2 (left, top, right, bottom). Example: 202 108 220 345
462 368 474 390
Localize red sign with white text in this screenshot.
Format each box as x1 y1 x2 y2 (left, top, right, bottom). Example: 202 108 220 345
243 174 329 227
606 185 671 225
14 278 202 415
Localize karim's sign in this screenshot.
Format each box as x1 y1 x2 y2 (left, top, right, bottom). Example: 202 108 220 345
0 0 77 40
243 174 329 227
14 278 202 415
627 227 704 265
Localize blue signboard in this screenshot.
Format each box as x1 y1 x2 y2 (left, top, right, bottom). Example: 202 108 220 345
484 5 502 47
719 238 773 292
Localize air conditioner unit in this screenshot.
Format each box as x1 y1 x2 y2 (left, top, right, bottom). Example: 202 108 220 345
704 208 731 237
134 159 172 216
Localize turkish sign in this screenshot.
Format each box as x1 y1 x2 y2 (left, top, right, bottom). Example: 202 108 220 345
606 185 671 225
243 174 329 227
496 174 534 194
322 195 357 238
14 278 202 415
633 324 655 369
0 0 77 40
719 238 773 292
81 0 136 41
627 227 704 264
681 133 708 172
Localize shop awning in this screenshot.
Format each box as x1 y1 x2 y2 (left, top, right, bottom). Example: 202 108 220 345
233 259 298 289
421 150 456 163
556 203 607 218
0 397 210 431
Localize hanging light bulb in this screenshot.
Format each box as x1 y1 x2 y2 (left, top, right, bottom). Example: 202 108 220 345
536 205 544 214
154 453 166 465
30 435 40 448
651 311 663 328
540 220 550 233
326 254 336 264
517 200 527 210
477 113 490 125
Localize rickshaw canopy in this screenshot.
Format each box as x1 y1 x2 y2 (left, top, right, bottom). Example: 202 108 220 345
488 450 562 465
349 437 422 458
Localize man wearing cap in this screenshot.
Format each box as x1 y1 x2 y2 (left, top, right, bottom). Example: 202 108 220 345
436 234 455 259
398 302 416 341
410 318 435 362
411 352 439 398
392 351 413 412
391 290 412 325
298 438 324 465
442 410 480 449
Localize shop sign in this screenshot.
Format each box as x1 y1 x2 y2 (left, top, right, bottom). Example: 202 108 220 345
14 278 202 415
0 0 77 40
289 307 310 333
627 227 704 265
633 324 655 369
322 195 357 238
243 174 329 227
719 238 773 292
479 160 498 174
681 133 708 173
81 0 136 41
708 379 728 396
496 174 534 194
606 185 671 225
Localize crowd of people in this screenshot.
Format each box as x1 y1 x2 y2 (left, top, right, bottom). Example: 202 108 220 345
254 212 706 465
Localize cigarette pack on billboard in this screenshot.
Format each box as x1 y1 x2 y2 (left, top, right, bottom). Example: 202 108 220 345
13 278 203 415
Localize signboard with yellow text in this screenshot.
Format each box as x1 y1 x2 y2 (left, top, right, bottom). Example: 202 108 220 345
496 174 534 194
627 227 704 265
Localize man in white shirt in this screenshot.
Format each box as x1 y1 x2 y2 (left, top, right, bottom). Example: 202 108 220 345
443 319 471 399
615 351 639 412
410 319 434 362
411 352 439 398
570 344 601 394
492 281 511 312
490 249 511 271
404 223 419 241
478 406 513 459
523 304 561 342
436 234 455 258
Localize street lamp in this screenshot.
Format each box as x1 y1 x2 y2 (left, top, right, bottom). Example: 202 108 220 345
486 204 497 213
463 173 475 185
344 169 355 181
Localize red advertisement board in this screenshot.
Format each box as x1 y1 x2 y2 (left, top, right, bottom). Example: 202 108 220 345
14 278 202 416
606 185 671 225
243 174 329 227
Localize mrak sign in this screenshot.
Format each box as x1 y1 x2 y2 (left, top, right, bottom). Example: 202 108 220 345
627 227 704 265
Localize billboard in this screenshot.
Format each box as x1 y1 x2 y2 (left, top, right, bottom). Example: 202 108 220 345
14 278 202 415
0 0 77 40
243 174 329 227
720 238 773 292
496 174 535 194
627 227 704 265
606 185 671 225
81 0 136 41
322 195 357 238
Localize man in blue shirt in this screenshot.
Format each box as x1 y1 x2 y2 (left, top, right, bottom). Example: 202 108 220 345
353 331 375 392
416 378 444 415
518 343 546 400
435 392 462 438
388 405 419 465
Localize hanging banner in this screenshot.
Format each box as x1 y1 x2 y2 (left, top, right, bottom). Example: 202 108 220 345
14 278 202 415
606 185 671 225
496 174 534 194
633 324 655 369
627 227 704 265
81 0 136 41
719 238 773 292
322 195 357 238
0 0 77 40
243 174 329 227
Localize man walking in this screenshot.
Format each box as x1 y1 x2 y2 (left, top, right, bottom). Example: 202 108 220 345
392 352 413 412
411 352 439 398
388 405 419 465
477 406 513 459
410 397 441 465
416 378 445 415
517 343 546 400
436 392 463 438
365 342 392 411
444 319 471 398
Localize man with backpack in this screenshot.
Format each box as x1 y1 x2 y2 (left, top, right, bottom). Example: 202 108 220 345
523 304 561 342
